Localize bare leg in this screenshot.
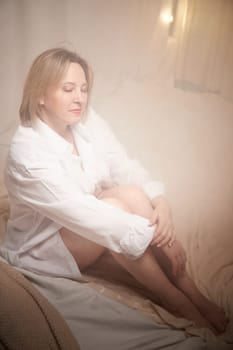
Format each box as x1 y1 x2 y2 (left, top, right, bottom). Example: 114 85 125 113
60 228 106 270
99 185 227 333
61 185 227 332
175 274 227 333
112 248 216 329
60 198 132 270
153 246 228 333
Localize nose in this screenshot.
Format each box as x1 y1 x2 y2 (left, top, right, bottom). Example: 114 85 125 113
73 89 82 103
73 88 87 104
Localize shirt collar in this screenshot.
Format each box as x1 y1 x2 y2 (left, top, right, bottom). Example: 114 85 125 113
33 117 91 156
33 118 73 155
71 121 91 143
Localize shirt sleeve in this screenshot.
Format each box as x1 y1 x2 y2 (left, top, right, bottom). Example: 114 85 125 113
6 160 155 259
87 109 165 200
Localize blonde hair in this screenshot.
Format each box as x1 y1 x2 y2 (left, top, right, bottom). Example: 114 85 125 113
19 48 93 126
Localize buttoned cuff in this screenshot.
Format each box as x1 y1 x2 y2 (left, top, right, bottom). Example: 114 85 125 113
119 217 155 259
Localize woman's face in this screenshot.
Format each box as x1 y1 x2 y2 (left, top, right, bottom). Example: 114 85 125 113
40 62 88 130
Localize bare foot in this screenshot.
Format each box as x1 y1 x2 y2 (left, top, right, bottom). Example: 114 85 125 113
197 298 228 334
173 272 228 334
162 290 216 332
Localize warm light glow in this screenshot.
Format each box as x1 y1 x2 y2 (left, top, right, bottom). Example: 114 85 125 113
161 12 174 24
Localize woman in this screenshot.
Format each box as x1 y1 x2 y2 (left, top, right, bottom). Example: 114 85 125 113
1 48 227 335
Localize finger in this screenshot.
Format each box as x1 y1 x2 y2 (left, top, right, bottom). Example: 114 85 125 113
150 226 163 245
150 234 163 246
155 226 173 247
151 235 168 247
157 232 172 247
151 232 167 247
156 219 166 234
148 212 159 227
157 221 175 241
150 228 163 246
168 237 176 248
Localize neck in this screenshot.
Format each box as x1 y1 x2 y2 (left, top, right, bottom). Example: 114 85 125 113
40 116 69 139
39 115 79 155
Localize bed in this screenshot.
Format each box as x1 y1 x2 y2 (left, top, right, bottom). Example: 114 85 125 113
0 172 233 349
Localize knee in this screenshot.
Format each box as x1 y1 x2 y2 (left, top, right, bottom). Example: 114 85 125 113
100 197 132 213
119 184 148 202
98 184 147 202
98 184 151 217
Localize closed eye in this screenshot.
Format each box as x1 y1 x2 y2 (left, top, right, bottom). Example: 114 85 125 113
63 89 73 92
62 82 75 92
62 83 88 93
81 85 88 93
63 87 74 92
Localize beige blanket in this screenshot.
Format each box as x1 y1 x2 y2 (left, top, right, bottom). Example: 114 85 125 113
0 258 80 350
0 192 232 348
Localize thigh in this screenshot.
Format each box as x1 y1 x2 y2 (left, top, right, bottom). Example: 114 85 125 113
100 196 131 213
98 185 153 218
60 228 105 271
60 196 133 271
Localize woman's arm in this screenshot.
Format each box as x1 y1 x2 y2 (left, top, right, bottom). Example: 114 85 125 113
6 160 155 260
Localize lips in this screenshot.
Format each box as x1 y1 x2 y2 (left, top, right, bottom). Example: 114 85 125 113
69 109 82 115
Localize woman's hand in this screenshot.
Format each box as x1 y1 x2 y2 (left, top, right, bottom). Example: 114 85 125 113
161 240 187 277
149 196 175 247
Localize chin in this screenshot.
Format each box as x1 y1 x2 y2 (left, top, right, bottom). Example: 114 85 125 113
68 116 82 125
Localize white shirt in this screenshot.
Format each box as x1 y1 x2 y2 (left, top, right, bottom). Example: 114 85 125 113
0 108 165 279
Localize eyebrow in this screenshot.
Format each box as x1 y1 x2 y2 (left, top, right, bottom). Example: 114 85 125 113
63 82 75 85
63 82 87 86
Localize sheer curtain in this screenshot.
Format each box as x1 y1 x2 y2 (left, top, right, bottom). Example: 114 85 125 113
174 0 233 101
